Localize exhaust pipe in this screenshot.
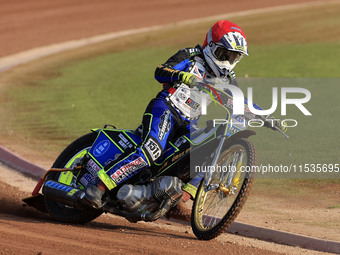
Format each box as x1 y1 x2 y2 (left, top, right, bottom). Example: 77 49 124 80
42 180 87 209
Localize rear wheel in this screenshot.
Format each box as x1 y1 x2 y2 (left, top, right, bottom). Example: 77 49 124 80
191 138 257 240
44 132 103 223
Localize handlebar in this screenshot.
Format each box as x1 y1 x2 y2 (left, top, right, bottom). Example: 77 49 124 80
274 125 289 139
193 81 290 139
257 115 289 139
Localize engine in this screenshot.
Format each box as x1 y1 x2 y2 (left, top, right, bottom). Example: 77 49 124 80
116 176 183 213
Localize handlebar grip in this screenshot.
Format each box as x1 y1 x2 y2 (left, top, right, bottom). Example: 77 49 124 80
257 115 289 139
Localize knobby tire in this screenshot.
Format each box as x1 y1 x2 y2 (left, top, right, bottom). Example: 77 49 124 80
191 138 257 240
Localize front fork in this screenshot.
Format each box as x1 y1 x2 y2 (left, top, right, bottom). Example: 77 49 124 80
203 136 243 194
204 136 226 191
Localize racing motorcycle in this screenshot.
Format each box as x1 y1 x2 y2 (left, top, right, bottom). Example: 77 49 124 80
23 83 287 240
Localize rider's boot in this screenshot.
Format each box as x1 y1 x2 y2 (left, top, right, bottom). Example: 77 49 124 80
83 178 107 208
166 190 192 222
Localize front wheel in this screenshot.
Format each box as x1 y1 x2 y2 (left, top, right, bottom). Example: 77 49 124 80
191 138 257 240
44 132 103 223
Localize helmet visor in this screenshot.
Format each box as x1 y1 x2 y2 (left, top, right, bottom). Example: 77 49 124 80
213 45 243 64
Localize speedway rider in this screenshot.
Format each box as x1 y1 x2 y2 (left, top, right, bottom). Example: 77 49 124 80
84 20 286 220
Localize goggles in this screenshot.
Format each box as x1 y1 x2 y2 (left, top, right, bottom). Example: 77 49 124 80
212 44 244 64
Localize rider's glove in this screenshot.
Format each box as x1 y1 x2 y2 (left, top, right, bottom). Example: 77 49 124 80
264 118 288 133
178 71 198 87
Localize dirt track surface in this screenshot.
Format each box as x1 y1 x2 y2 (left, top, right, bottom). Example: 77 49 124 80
0 164 328 255
0 0 335 254
0 164 287 255
1 179 285 255
1 0 317 57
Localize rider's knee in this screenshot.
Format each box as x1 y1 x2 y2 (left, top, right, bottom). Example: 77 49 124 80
142 136 163 163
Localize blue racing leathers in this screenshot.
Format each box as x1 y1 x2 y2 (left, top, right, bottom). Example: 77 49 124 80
102 46 208 187
102 45 239 198
103 90 190 186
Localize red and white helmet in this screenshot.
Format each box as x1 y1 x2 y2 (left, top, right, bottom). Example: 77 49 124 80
203 20 248 78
